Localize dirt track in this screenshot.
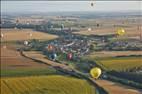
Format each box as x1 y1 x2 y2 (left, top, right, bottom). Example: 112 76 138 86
23 51 73 71
96 80 142 94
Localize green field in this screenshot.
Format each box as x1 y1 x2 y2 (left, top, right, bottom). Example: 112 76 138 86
97 57 142 71
1 75 96 94
85 56 142 72
1 68 57 77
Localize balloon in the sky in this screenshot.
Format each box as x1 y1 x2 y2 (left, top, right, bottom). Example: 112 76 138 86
67 53 73 60
91 3 94 6
117 28 125 36
88 28 92 31
90 67 102 79
24 41 28 46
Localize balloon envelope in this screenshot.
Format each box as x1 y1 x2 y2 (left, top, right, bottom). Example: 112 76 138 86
51 53 57 60
90 67 102 79
88 28 92 31
67 53 73 60
24 41 28 45
117 28 125 36
29 33 32 37
1 33 4 38
91 3 94 6
48 45 53 51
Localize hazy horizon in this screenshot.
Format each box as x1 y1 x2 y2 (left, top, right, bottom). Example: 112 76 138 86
1 1 142 14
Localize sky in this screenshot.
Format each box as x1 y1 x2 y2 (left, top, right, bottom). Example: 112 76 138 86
1 1 142 13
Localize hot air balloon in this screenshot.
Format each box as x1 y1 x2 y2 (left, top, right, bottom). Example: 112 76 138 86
16 19 19 29
90 67 102 79
1 33 4 38
27 22 30 25
61 24 64 31
88 28 92 31
51 53 57 60
47 45 53 51
117 28 125 36
67 53 73 60
29 33 32 37
24 41 28 46
91 2 94 6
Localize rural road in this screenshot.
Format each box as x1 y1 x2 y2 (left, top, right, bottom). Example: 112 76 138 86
22 51 142 94
95 80 142 94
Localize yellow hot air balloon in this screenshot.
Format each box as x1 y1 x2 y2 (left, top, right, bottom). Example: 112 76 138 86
90 67 102 79
117 28 125 36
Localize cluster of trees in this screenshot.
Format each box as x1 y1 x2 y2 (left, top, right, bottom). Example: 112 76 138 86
108 71 142 83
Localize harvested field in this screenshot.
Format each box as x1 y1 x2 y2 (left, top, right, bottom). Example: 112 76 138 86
1 29 58 41
0 44 56 77
1 45 47 70
74 26 142 39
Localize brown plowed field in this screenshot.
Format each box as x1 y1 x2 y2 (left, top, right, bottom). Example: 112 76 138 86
1 44 47 70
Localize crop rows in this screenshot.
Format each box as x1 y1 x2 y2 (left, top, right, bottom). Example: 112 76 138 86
1 75 96 94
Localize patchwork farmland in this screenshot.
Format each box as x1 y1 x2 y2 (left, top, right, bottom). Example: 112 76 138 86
0 29 97 94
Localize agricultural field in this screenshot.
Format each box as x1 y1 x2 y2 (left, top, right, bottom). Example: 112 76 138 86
85 54 142 72
74 26 141 37
96 57 142 72
87 51 142 58
0 28 59 77
1 29 58 42
1 75 96 94
73 17 142 40
0 44 57 77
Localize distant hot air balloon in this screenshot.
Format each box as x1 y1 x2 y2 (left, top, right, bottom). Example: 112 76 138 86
29 33 32 37
91 2 94 6
90 67 102 79
88 28 92 31
51 53 57 60
67 53 73 60
27 22 30 25
47 45 53 51
24 41 28 46
16 19 19 23
16 19 19 28
117 28 125 36
1 33 4 38
61 24 64 31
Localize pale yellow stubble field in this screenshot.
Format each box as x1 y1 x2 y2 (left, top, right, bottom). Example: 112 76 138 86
1 29 58 41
